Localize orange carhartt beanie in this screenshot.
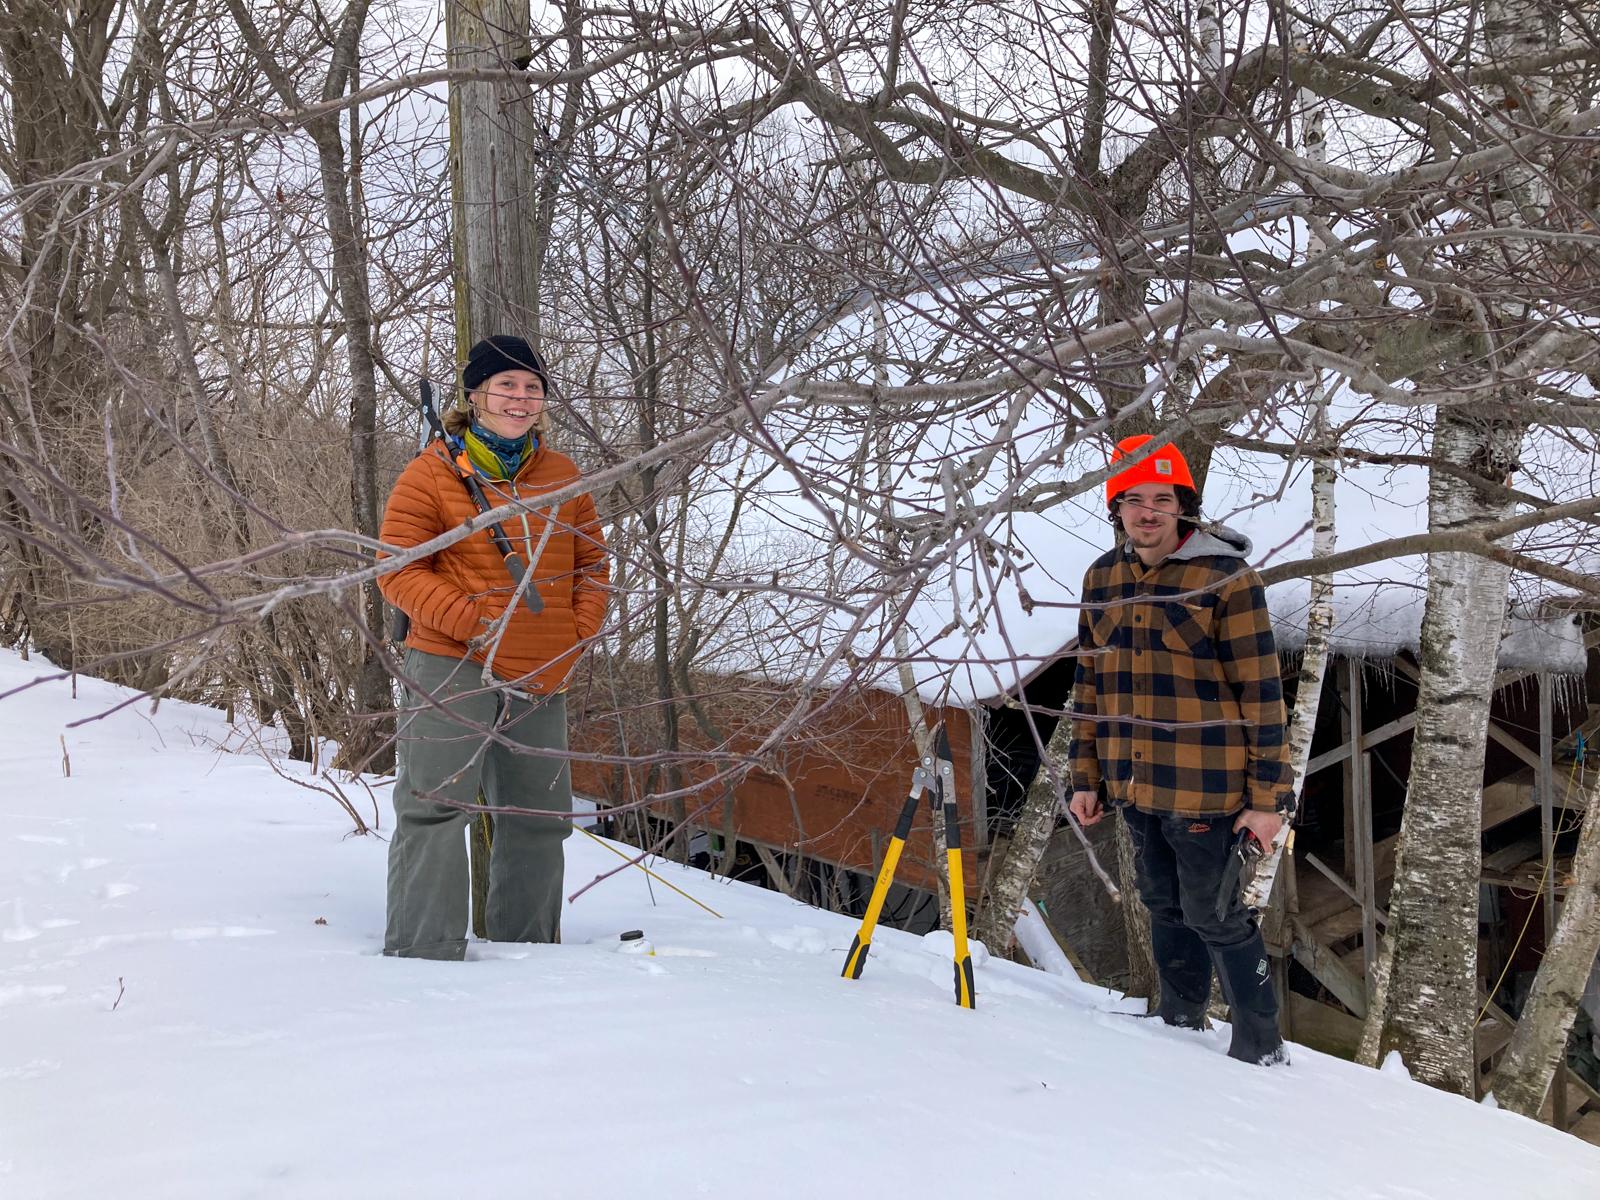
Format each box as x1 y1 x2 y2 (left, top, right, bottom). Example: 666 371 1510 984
1105 435 1196 505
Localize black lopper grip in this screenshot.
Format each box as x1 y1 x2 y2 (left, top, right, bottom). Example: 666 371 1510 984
386 604 412 644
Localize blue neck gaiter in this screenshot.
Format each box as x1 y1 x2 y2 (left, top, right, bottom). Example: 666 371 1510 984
465 422 538 481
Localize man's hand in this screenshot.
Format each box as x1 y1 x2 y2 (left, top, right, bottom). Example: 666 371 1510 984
1233 808 1284 849
1069 790 1105 827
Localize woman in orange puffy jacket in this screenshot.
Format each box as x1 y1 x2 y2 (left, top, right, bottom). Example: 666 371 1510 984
377 335 608 960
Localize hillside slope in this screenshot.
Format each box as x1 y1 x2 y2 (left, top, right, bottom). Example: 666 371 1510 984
1 649 1595 1199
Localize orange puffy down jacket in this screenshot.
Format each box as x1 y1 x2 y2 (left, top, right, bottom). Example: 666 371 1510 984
377 440 609 694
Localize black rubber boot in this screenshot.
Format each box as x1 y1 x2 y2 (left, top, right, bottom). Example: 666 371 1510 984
1150 920 1213 1030
1211 937 1289 1066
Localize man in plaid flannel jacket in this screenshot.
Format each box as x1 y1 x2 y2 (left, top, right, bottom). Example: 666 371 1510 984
1067 435 1295 1066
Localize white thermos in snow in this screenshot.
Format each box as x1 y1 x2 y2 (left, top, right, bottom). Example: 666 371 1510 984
616 929 655 956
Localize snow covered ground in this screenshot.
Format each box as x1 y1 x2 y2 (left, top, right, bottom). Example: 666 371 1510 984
2 648 1597 1199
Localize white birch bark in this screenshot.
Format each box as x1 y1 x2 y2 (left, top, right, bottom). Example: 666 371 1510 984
1471 2 1595 1087
1015 898 1080 980
970 679 1119 953
1242 453 1334 908
1242 63 1335 908
1190 2 1224 205
1357 0 1557 1093
1489 768 1600 1116
1356 409 1523 1091
970 714 1072 952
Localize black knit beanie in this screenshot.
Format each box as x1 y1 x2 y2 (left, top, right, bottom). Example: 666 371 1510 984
461 335 549 393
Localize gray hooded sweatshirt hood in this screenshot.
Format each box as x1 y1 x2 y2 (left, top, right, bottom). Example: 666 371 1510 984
1128 523 1252 564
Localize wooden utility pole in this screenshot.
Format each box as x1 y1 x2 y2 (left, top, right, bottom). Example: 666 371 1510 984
448 0 543 349
446 0 544 935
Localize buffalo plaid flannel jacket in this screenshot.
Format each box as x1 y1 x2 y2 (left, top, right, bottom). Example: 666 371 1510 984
1068 527 1296 817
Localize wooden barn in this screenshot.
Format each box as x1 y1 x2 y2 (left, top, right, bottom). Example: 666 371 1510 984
568 600 1599 1139
567 663 985 921
564 421 1600 1142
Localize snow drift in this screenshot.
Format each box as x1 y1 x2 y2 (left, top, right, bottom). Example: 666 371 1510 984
1 648 1596 1198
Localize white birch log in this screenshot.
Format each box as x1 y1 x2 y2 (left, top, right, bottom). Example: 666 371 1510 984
1241 54 1333 902
970 697 1119 955
1015 898 1081 980
1357 0 1558 1093
971 715 1073 952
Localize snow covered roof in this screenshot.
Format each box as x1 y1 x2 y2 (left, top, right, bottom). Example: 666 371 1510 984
665 431 1593 712
645 402 1594 709
901 438 1594 707
619 210 1599 708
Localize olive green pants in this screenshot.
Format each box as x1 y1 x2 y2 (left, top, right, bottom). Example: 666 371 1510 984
384 649 572 960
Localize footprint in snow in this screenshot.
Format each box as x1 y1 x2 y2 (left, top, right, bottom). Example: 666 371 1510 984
170 926 275 940
100 883 138 901
765 926 831 955
0 984 67 1008
0 1059 62 1081
4 901 39 943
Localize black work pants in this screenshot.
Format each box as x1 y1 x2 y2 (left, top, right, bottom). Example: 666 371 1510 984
1120 805 1256 949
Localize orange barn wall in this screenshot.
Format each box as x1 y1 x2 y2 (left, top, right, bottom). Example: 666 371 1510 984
570 683 979 895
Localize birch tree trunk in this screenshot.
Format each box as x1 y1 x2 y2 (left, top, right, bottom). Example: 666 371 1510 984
1357 0 1558 1092
1274 43 1337 820
1489 769 1600 1115
971 715 1069 952
1356 406 1524 1092
1242 56 1336 909
1243 453 1334 909
1465 0 1574 1107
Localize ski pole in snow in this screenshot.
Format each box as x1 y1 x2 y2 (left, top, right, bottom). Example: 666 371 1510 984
573 822 725 919
840 725 976 1008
